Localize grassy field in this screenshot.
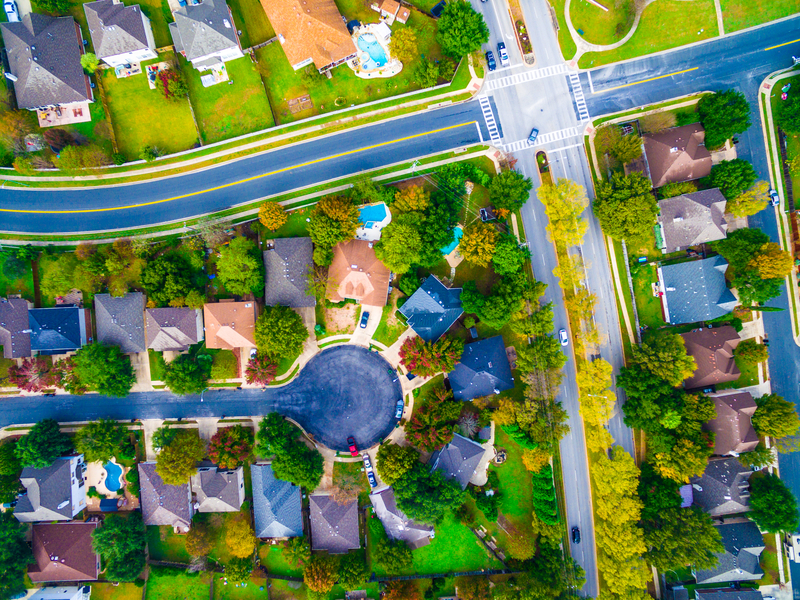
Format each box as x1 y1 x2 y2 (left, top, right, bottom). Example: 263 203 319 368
0 348 13 380
578 0 719 68
261 208 312 239
0 256 34 301
258 542 304 577
211 349 239 379
630 262 666 329
213 572 269 600
716 354 759 390
569 0 635 45
771 75 800 201
372 295 408 346
90 583 142 600
183 56 274 144
228 0 275 48
720 0 798 32
492 428 533 527
146 526 192 563
146 570 211 600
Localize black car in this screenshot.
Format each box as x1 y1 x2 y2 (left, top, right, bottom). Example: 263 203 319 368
367 471 378 487
485 51 496 71
571 526 581 544
359 311 370 328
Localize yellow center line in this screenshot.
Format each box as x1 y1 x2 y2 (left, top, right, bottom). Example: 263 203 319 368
0 121 478 214
595 67 700 93
765 38 800 51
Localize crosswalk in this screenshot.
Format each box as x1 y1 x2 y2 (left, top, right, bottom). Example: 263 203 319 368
502 127 580 153
485 63 568 91
568 72 590 121
478 96 502 145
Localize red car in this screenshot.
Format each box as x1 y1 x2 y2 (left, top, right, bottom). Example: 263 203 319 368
347 436 358 457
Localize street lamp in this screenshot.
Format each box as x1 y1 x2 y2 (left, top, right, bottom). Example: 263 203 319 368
200 387 208 402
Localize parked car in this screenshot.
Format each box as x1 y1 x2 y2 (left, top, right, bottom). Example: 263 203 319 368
485 50 496 71
528 128 539 145
572 526 581 544
769 188 780 206
363 455 373 471
359 311 370 328
497 41 509 66
249 347 257 359
347 436 358 456
4 0 19 22
367 471 378 487
559 328 569 346
395 399 404 419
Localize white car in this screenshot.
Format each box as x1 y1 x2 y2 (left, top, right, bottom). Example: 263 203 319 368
769 188 779 207
4 0 19 22
497 42 509 66
559 329 569 346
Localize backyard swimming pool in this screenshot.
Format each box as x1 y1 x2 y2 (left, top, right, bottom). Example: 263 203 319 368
104 461 122 492
441 226 463 255
359 202 388 226
357 33 387 70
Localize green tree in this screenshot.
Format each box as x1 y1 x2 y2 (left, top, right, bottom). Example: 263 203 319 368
374 212 423 273
81 52 99 73
460 221 497 267
164 352 212 395
436 0 489 57
15 419 72 468
595 124 622 155
644 507 722 571
393 462 465 523
155 429 206 485
697 90 752 149
75 419 129 463
611 134 643 164
399 335 464 377
414 58 440 88
338 552 369 589
516 335 568 373
752 393 800 440
455 576 490 600
631 334 696 386
308 196 360 264
778 93 800 133
492 235 528 275
0 512 31 599
350 176 392 205
273 448 324 490
658 181 697 199
55 144 112 172
216 236 263 296
739 443 775 469
489 169 533 212
749 473 800 533
256 413 298 457
374 538 412 572
376 444 419 486
706 159 758 200
141 253 199 306
388 26 418 63
714 227 770 271
91 512 146 582
639 111 677 134
461 274 531 329
735 338 769 365
727 181 770 217
208 425 253 469
594 172 657 247
283 535 311 567
304 554 338 594
225 557 253 583
255 305 309 359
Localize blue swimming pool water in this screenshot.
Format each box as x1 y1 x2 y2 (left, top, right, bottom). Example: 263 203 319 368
357 33 387 69
104 461 122 492
359 203 387 225
440 226 463 255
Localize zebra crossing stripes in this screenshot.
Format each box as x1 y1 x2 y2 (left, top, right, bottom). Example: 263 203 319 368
568 72 590 121
478 96 502 145
502 127 580 153
485 63 568 91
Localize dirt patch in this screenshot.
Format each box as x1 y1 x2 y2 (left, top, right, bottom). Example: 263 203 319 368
386 290 402 327
325 303 358 335
288 94 313 114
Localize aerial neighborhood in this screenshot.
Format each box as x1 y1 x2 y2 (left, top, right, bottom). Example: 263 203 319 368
0 0 798 599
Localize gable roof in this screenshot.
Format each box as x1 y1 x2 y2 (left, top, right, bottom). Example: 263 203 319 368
706 391 759 456
326 240 391 307
696 589 765 600
169 0 239 62
448 336 513 401
658 189 728 252
30 587 92 600
309 494 360 553
659 256 738 325
681 326 741 389
84 0 151 60
370 486 434 549
691 457 752 517
138 462 193 528
15 456 85 522
429 433 485 490
145 307 203 352
251 463 303 538
694 520 765 584
0 297 32 358
29 522 99 583
0 14 91 109
95 292 146 354
260 0 356 71
644 124 712 188
398 275 462 342
28 306 87 353
263 237 315 308
203 300 256 349
191 466 244 512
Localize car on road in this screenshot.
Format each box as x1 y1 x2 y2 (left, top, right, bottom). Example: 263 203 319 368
769 188 780 206
395 399 404 419
4 0 19 22
572 526 581 544
363 455 373 470
485 51 496 71
359 311 370 328
528 128 539 145
347 436 358 456
559 329 569 346
367 471 377 487
497 42 509 66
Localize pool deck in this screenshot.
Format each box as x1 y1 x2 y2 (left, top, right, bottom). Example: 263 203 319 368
348 23 403 79
84 459 140 511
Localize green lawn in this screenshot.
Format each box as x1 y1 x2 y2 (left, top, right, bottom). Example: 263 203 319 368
0 349 13 381
213 572 269 600
211 349 239 379
716 354 759 390
138 0 174 47
146 526 192 563
90 583 142 600
721 0 798 32
630 262 666 329
569 0 635 45
148 350 166 381
372 299 408 347
547 0 578 60
771 76 800 200
65 102 115 155
145 569 211 600
183 56 274 144
492 428 533 527
258 542 304 577
100 53 198 160
228 0 275 48
261 208 312 239
578 0 719 68
0 255 34 301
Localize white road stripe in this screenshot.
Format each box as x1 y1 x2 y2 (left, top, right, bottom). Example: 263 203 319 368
485 63 568 91
568 72 590 121
478 96 502 145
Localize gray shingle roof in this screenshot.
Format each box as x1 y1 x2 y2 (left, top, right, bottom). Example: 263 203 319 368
696 589 765 600
169 0 239 62
429 433 485 490
706 391 759 456
369 486 434 549
251 464 303 538
14 456 84 523
658 189 728 252
263 238 315 308
191 466 244 512
448 335 513 401
690 457 752 517
138 462 193 528
0 297 32 358
694 520 765 584
84 0 151 60
681 326 741 389
0 14 92 109
398 275 462 342
95 293 146 354
660 256 738 325
309 494 360 553
145 307 203 352
28 306 86 353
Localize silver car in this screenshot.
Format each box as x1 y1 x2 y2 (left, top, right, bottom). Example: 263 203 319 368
4 0 19 22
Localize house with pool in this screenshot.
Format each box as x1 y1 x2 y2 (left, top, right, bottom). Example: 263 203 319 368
356 202 392 242
347 20 403 79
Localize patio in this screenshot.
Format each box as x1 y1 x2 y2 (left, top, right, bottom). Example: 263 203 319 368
85 459 139 512
37 102 92 128
115 63 143 78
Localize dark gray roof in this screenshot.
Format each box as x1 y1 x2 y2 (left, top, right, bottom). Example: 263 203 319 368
0 14 91 109
84 0 151 60
138 462 193 528
309 494 360 553
0 297 31 358
251 464 303 538
671 588 690 600
448 336 513 401
169 0 239 62
697 589 764 600
690 457 752 517
694 520 765 584
658 189 728 252
145 307 202 351
15 457 83 522
429 433 485 490
706 391 759 456
263 238 315 308
398 275 462 342
28 306 86 353
95 293 146 354
660 256 738 325
191 466 243 512
369 486 434 549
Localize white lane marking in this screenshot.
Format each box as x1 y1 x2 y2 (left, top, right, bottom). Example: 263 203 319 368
569 72 590 121
478 95 502 145
485 63 568 91
502 127 579 153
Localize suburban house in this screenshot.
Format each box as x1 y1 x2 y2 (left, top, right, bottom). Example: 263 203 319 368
251 464 303 539
448 336 513 401
690 457 752 517
0 14 93 123
370 486 434 549
190 465 245 512
326 239 391 307
94 292 146 354
694 519 765 584
28 522 99 583
169 0 243 72
398 275 463 342
31 587 92 600
84 0 158 68
370 0 410 24
145 307 204 352
429 433 486 490
14 455 87 523
138 462 193 531
28 306 89 355
260 0 357 73
263 237 315 308
680 326 741 389
658 256 738 325
0 296 32 358
643 124 712 188
705 390 759 456
203 300 256 349
696 589 765 600
309 494 360 553
656 189 728 253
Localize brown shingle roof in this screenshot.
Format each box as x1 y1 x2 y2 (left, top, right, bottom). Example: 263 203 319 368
326 240 390 306
145 307 203 352
681 326 741 389
705 390 759 455
203 300 256 349
260 0 356 71
309 494 360 553
29 522 99 583
644 124 712 188
138 462 194 528
658 189 728 252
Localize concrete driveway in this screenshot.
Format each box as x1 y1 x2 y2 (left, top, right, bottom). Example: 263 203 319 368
349 305 383 347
